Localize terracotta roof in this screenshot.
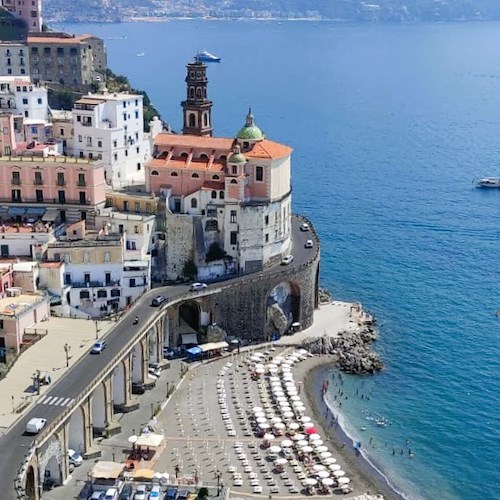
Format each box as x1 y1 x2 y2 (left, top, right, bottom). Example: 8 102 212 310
201 181 225 190
27 33 97 45
244 140 292 160
154 133 234 150
148 158 225 172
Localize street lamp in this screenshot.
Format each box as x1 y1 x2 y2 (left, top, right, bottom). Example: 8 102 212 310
63 343 71 368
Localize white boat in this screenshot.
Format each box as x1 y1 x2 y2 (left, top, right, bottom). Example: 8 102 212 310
475 177 500 188
195 50 221 63
136 52 145 57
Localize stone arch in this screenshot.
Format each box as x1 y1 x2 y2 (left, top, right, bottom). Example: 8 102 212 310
38 436 63 491
91 382 107 434
25 465 36 500
112 360 126 406
178 300 201 336
68 406 85 453
265 280 301 339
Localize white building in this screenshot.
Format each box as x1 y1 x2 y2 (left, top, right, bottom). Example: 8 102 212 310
0 42 29 77
0 220 58 259
72 91 151 189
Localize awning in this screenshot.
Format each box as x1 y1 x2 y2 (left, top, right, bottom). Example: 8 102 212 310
7 207 46 217
91 461 124 479
27 207 45 216
42 208 58 222
135 433 164 448
8 207 25 216
199 341 229 352
181 333 198 345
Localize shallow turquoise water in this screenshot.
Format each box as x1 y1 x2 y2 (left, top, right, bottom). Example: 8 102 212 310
60 20 500 499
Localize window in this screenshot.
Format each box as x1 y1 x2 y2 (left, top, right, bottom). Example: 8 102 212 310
60 128 64 136
230 179 237 184
256 166 264 182
97 290 107 298
151 170 159 176
114 153 118 161
125 150 128 157
79 290 90 299
84 273 90 283
135 202 140 213
64 273 71 285
265 234 269 243
191 198 197 208
78 135 82 142
22 98 28 105
212 175 220 180
211 191 217 199
79 192 86 204
78 173 85 186
37 98 42 105
56 172 64 186
58 191 65 204
113 140 117 148
134 225 139 234
104 251 111 262
35 189 43 202
219 191 225 199
137 163 141 171
232 166 237 174
265 215 269 225
191 173 199 178
230 210 237 223
123 201 129 212
135 111 139 119
111 289 121 298
130 278 136 287
97 140 102 148
230 231 238 245
146 203 152 214
170 171 178 177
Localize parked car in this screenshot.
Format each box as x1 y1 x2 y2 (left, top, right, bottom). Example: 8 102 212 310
104 488 119 500
119 484 133 500
304 239 314 248
163 347 175 359
131 383 146 395
25 417 46 434
151 295 167 307
281 255 294 265
176 490 190 500
148 363 162 378
190 282 207 291
68 448 83 466
149 484 161 499
300 222 310 231
165 486 178 499
91 341 106 354
133 484 148 500
89 492 105 500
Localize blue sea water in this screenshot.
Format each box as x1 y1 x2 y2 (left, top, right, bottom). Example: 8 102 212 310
59 20 500 499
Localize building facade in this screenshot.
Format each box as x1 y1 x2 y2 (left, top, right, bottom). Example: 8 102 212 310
1 0 42 32
0 42 29 77
72 91 150 188
27 32 106 87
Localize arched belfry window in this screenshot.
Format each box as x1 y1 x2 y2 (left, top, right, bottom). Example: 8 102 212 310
191 198 197 208
189 114 196 127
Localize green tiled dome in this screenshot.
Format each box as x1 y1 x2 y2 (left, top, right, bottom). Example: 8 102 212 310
228 145 246 163
236 108 264 141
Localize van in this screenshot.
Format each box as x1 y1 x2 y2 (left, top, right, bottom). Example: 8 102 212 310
104 488 118 500
68 448 83 466
26 417 47 434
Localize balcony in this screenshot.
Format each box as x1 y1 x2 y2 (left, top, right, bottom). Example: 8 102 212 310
77 181 86 187
70 280 121 288
33 179 43 185
11 178 20 185
56 180 65 186
3 197 90 205
82 121 92 127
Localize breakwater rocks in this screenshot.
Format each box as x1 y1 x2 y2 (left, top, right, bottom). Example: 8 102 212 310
302 327 384 375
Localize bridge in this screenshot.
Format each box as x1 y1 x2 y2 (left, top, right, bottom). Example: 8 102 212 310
0 215 320 500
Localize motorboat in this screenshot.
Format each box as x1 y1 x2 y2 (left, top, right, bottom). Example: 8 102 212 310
195 50 221 63
475 177 500 188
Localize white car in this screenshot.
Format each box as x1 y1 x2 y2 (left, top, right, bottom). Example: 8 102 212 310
190 282 207 291
25 417 47 434
134 484 148 500
148 363 162 378
68 448 83 466
104 488 118 500
300 223 310 231
149 485 161 499
305 239 314 248
281 255 294 265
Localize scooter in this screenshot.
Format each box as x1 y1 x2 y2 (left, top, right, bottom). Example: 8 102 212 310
133 316 139 325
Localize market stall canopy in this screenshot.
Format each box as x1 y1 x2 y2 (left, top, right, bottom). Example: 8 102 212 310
134 469 155 479
91 461 124 479
181 333 198 345
135 433 164 448
199 341 229 352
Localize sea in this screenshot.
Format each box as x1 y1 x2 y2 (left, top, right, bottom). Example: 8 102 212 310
57 20 500 500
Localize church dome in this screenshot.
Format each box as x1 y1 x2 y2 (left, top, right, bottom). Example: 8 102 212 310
236 108 264 141
228 145 246 164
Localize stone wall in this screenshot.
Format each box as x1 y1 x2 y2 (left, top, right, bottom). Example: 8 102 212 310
165 214 194 280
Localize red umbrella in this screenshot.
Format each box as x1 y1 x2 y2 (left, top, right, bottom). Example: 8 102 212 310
305 427 318 435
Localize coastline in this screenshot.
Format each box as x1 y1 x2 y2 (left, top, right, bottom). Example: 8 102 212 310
295 356 407 500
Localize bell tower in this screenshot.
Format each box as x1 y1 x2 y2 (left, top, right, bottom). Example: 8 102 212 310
181 61 213 137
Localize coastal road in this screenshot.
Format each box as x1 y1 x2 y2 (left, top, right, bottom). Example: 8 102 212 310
0 215 317 499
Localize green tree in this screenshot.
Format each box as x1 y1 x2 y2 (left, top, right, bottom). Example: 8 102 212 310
182 259 197 280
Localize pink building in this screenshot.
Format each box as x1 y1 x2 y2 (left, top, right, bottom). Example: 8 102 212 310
1 0 42 32
0 156 106 224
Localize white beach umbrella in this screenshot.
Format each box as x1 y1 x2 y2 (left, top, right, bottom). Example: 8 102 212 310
303 422 314 429
254 411 266 418
259 423 270 429
300 416 312 422
274 422 285 430
255 367 265 374
275 457 288 465
276 395 287 402
250 355 261 362
333 470 346 478
329 464 341 471
270 376 280 382
267 363 278 370
254 352 265 358
302 446 313 453
309 434 321 442
269 445 281 454
256 417 267 424
128 435 138 444
322 477 334 486
298 349 308 355
313 464 326 472
285 380 296 387
283 411 294 419
271 416 283 423
296 440 308 447
281 439 293 448
304 478 317 486
315 445 328 452
320 451 333 459
316 470 329 479
269 368 279 375
293 401 306 409
337 477 350 485
288 422 300 431
290 395 301 402
281 366 292 373
263 433 275 440
274 356 284 364
292 433 306 441
282 373 294 380
323 457 336 464
253 406 263 412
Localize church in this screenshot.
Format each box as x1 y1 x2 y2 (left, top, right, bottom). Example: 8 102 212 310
146 60 293 278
